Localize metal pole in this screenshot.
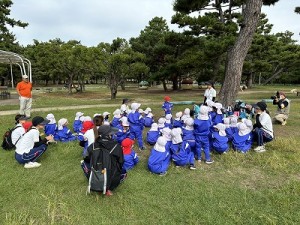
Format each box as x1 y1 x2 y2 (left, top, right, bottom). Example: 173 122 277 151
10 63 14 88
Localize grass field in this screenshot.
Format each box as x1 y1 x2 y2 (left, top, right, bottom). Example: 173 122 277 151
0 85 300 225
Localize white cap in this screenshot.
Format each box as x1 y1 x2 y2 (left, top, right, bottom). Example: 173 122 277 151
198 106 209 120
206 99 214 107
145 107 152 114
171 128 183 144
122 120 130 127
146 112 154 118
213 123 227 136
175 111 183 119
113 109 121 116
237 122 248 136
103 112 110 117
46 113 56 124
184 108 190 115
131 103 141 111
161 127 172 141
154 136 167 152
58 118 68 130
149 123 158 131
93 113 102 118
75 112 84 120
22 74 28 79
138 108 144 114
214 103 223 114
165 114 172 120
119 117 128 124
158 117 166 128
84 116 92 122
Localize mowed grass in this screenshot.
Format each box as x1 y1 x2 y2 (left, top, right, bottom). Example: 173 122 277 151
0 86 300 225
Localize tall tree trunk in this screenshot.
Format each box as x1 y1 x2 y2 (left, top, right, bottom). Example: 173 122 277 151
162 80 168 92
172 74 179 91
219 0 263 107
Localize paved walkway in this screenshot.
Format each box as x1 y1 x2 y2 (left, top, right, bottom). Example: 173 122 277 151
0 104 120 116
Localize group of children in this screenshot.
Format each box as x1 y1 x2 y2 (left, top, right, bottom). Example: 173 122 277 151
9 96 263 177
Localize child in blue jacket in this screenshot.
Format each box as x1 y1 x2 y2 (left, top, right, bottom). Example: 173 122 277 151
223 117 234 142
128 102 145 150
212 103 224 125
111 109 122 128
56 118 77 142
144 112 154 128
165 114 173 129
73 112 84 133
162 96 173 115
45 113 57 136
194 106 214 164
211 123 229 154
182 117 196 156
170 128 196 170
157 117 166 132
147 123 160 145
173 111 183 128
116 118 131 144
160 127 172 153
121 138 139 171
232 123 252 153
148 136 171 176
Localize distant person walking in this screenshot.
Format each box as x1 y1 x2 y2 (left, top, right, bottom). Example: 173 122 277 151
16 75 32 118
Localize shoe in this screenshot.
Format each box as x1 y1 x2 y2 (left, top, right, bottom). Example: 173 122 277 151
282 120 287 126
222 151 228 154
175 165 180 168
255 146 266 153
254 146 264 152
24 162 41 169
205 160 214 165
189 165 196 170
158 171 167 176
197 159 202 163
105 190 113 196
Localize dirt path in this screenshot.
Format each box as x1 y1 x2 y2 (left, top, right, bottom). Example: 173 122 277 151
0 104 121 116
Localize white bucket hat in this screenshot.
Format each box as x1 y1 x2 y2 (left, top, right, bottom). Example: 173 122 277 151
58 118 68 130
131 103 141 111
154 136 167 152
238 122 248 136
46 113 56 124
171 128 183 144
213 123 227 136
198 105 209 120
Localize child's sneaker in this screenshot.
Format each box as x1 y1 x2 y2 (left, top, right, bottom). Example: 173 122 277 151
205 160 214 165
105 190 113 196
189 164 196 170
254 145 265 152
24 162 41 169
158 171 167 176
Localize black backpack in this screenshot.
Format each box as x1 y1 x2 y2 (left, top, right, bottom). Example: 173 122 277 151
1 126 21 150
87 143 118 194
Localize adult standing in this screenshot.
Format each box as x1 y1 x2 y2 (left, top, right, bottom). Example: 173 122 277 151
16 74 32 118
252 102 273 153
272 91 290 126
203 81 216 104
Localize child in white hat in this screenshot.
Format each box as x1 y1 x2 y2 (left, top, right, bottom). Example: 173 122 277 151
147 123 159 145
73 112 84 134
211 123 229 154
148 136 171 176
56 118 77 142
170 128 196 170
232 123 252 153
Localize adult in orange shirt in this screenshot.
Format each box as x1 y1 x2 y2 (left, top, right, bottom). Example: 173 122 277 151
16 75 32 118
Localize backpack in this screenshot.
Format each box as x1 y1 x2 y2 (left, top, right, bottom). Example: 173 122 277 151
87 143 118 194
1 126 21 150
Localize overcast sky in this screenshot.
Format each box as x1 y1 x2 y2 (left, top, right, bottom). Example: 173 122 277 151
9 0 300 47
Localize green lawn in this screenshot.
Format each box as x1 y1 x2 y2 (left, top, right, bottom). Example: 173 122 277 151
0 86 300 225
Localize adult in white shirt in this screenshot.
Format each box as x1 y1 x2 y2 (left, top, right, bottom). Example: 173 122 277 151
15 116 54 168
203 81 216 104
11 114 28 148
252 101 273 153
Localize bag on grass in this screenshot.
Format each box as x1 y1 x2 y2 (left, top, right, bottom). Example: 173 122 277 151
1 126 20 150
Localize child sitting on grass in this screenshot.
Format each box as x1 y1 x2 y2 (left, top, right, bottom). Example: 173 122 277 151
121 138 139 171
148 136 171 176
173 111 183 128
147 123 159 145
56 118 77 142
73 112 84 133
170 128 196 170
44 113 57 136
144 112 154 128
211 123 229 154
232 122 252 153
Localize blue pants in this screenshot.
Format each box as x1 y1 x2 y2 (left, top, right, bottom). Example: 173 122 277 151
130 127 144 148
15 144 48 164
253 128 273 146
195 136 211 161
173 152 195 166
